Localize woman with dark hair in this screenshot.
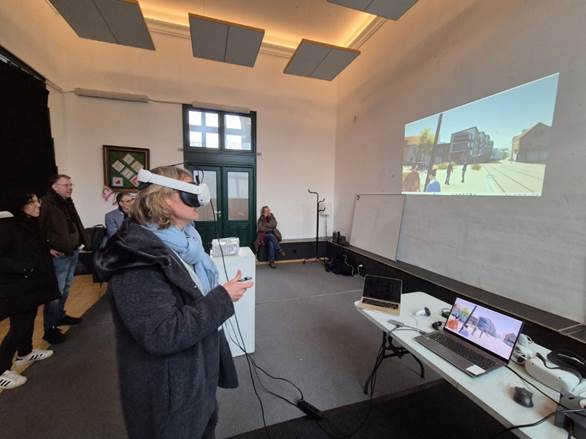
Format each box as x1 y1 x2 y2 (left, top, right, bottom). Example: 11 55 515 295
255 206 285 268
0 192 59 389
96 166 252 439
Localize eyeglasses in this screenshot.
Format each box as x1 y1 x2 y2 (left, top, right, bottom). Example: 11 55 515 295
55 183 74 188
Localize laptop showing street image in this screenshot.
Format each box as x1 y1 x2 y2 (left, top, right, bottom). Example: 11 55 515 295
415 297 524 376
356 275 402 316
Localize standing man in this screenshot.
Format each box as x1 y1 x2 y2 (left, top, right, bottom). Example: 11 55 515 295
461 161 468 183
445 162 453 185
40 174 88 344
105 192 135 239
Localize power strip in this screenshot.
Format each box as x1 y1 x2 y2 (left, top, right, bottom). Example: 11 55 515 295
296 399 323 420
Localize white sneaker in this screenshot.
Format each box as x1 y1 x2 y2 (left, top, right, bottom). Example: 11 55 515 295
14 349 54 366
0 370 27 390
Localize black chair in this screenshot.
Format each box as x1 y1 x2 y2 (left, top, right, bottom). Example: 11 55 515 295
75 225 107 282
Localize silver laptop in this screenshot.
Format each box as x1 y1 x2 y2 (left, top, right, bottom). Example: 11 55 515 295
356 275 402 316
415 297 524 376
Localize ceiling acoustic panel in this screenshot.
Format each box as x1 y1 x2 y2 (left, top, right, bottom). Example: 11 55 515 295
284 39 360 81
188 14 265 67
49 0 115 43
49 0 154 50
225 26 265 67
327 0 418 20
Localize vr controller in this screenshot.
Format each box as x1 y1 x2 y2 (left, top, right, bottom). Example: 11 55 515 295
137 169 211 208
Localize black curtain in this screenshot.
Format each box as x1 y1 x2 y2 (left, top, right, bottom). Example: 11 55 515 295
0 59 57 210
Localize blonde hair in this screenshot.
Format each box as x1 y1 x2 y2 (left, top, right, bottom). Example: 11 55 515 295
131 166 192 228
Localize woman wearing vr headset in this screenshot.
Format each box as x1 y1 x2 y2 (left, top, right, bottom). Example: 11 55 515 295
96 166 252 439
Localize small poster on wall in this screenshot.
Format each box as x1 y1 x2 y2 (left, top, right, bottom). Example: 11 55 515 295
103 145 150 192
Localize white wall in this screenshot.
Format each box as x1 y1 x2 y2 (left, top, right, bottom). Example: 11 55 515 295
335 0 586 322
1 0 336 239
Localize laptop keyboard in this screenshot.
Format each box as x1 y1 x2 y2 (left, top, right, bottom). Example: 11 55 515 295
362 298 398 309
428 332 496 370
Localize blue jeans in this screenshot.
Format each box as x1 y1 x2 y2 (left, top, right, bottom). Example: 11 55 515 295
265 233 281 262
44 250 79 330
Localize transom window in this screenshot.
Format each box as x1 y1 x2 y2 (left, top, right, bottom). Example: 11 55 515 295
184 106 254 152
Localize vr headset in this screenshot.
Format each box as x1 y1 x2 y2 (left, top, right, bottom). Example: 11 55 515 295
137 169 211 208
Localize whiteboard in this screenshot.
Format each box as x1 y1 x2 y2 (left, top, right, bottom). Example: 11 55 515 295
350 194 405 260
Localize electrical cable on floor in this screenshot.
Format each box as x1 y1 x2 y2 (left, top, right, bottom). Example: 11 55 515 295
208 195 272 439
488 408 586 438
202 173 422 438
225 322 303 401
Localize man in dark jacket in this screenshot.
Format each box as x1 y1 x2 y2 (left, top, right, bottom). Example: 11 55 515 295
40 174 89 344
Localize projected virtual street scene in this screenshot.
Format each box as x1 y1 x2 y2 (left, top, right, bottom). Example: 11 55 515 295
402 73 559 196
445 298 523 360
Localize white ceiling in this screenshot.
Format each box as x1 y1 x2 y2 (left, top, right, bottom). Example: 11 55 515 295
139 0 379 49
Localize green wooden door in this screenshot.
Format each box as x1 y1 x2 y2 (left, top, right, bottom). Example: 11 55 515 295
221 166 255 249
189 165 255 251
191 166 222 251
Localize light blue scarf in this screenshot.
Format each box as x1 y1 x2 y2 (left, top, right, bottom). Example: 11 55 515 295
143 223 219 295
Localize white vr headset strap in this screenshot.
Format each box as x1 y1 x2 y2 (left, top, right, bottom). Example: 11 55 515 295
137 169 211 206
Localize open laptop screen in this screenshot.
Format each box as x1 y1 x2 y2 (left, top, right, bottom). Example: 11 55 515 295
444 297 524 362
363 275 402 302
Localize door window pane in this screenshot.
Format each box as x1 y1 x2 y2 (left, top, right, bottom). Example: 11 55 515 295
227 171 249 220
193 170 217 221
224 115 252 151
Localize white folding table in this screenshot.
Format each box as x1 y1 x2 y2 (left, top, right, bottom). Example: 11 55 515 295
356 292 570 438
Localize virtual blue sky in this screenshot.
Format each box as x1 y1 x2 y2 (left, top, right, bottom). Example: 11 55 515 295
404 73 559 150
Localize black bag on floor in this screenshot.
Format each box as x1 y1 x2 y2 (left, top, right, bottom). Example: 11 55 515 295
326 254 355 276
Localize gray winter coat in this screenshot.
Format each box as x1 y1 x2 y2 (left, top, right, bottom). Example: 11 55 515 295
95 221 238 439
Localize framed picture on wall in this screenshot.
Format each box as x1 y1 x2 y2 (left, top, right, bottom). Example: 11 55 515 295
103 145 150 191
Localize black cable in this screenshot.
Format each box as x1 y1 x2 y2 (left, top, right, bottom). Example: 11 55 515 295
204 177 403 439
535 352 583 382
488 408 586 439
225 318 301 406
505 365 562 407
222 300 305 403
208 197 272 439
488 410 557 438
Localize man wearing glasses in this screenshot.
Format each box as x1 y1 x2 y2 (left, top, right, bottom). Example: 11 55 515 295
105 192 135 239
40 174 88 344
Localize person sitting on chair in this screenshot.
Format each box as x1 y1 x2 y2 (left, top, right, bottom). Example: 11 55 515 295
105 192 135 239
255 206 285 268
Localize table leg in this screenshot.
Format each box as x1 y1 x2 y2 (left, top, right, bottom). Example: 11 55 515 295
363 331 426 394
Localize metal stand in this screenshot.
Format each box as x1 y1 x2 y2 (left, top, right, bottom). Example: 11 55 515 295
303 189 326 264
363 331 426 395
